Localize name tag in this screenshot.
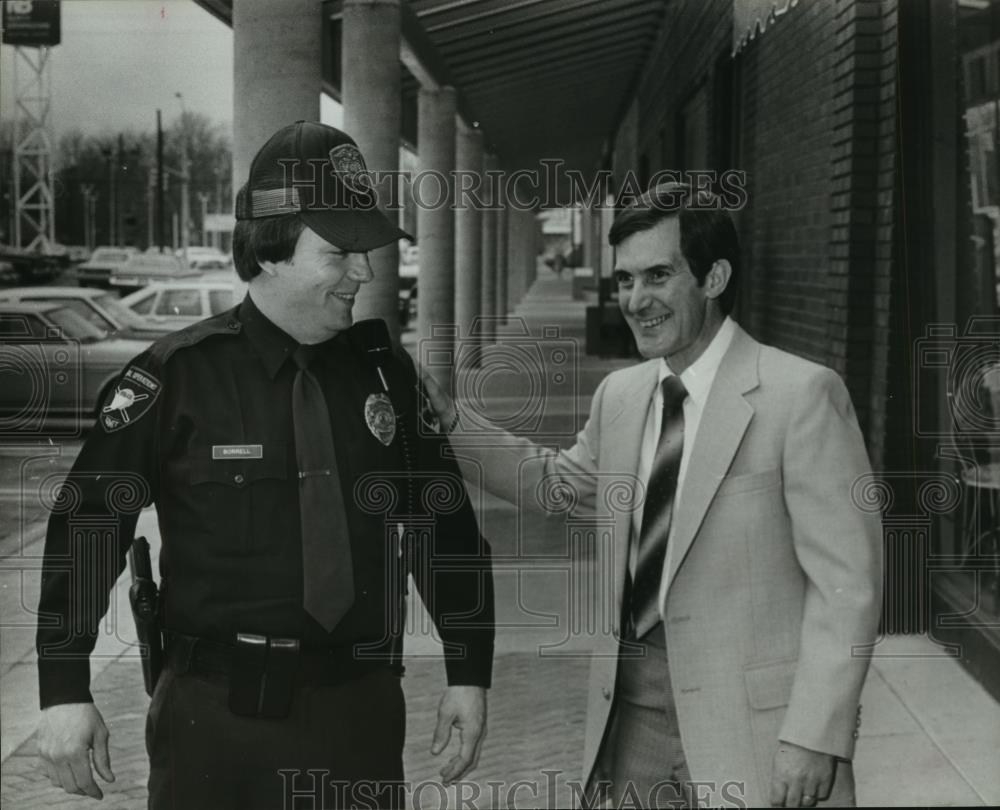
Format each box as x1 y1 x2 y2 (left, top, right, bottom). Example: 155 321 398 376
212 444 263 460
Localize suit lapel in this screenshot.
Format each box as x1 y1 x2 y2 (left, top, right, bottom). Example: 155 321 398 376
603 360 660 610
662 326 761 596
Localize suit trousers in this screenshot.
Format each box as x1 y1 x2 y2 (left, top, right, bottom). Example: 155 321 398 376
146 662 405 810
593 622 692 809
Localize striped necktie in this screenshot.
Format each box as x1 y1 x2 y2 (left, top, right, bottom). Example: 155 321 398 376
631 374 687 640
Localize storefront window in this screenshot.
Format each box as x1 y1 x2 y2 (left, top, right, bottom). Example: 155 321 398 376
949 0 1000 618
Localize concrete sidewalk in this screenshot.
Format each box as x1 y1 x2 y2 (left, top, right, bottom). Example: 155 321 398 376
2 271 998 808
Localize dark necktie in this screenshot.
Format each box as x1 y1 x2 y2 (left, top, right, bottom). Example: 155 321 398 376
292 344 355 631
631 374 688 640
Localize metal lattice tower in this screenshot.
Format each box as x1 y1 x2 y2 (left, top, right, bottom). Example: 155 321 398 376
11 45 55 251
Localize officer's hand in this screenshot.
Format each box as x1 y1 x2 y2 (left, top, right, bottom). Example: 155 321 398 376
430 685 487 785
770 740 834 807
418 368 458 434
37 702 115 800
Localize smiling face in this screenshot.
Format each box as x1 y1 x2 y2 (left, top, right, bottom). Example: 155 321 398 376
254 224 373 343
615 216 729 373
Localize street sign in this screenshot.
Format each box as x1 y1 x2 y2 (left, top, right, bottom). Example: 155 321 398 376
2 0 61 47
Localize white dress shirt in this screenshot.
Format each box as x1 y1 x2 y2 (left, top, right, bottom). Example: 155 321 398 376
629 316 737 580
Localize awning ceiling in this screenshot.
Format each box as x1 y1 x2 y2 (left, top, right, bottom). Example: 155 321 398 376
196 0 666 184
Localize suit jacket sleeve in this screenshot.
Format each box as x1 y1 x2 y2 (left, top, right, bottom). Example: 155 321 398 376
778 367 883 759
447 374 612 517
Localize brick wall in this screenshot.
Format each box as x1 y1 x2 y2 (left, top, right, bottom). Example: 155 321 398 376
616 0 898 462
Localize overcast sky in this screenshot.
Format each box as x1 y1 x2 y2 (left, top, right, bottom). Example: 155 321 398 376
0 0 340 141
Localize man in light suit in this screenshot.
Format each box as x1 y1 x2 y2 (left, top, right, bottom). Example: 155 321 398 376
423 183 882 807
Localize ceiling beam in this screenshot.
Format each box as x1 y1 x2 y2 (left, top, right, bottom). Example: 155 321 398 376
451 30 646 85
443 8 660 66
464 51 638 93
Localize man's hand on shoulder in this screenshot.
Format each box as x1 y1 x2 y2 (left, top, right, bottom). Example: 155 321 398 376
418 368 458 434
770 740 834 807
430 685 487 785
37 702 115 800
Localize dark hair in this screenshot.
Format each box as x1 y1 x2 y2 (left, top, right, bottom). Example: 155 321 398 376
608 183 740 315
232 190 306 280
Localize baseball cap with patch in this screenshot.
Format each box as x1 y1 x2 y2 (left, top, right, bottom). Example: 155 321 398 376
235 120 410 252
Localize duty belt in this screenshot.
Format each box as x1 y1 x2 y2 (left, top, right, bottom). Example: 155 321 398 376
164 632 397 719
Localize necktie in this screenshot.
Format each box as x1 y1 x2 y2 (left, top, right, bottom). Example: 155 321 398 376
292 344 355 631
630 374 687 640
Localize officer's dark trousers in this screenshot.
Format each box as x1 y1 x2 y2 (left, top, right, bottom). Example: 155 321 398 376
145 664 405 810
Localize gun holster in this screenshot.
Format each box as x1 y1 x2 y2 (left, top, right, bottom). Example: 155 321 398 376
227 633 300 719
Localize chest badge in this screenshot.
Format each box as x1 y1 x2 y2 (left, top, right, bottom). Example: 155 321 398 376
364 392 396 446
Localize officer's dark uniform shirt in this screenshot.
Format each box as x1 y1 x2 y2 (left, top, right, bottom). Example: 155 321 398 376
36 295 494 708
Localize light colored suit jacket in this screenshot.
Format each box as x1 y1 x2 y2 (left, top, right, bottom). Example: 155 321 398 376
451 325 883 807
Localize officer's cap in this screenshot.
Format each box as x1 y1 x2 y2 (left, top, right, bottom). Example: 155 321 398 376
235 121 410 252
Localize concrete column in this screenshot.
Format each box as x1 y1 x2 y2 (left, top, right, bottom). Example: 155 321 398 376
416 87 457 387
233 0 321 203
481 154 498 343
495 192 509 322
505 207 523 316
342 0 402 340
580 203 593 268
455 127 484 361
511 207 528 316
601 192 615 284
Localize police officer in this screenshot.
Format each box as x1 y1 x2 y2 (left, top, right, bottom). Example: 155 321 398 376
35 122 495 809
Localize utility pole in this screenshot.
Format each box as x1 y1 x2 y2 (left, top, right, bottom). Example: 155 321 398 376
157 109 165 253
175 93 189 265
146 168 155 248
198 192 210 246
81 185 93 251
102 143 115 247
89 191 97 251
116 133 124 246
180 139 190 261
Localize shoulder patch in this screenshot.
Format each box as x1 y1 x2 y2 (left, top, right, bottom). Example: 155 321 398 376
99 365 161 433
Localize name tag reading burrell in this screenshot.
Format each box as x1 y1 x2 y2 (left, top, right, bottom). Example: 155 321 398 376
212 445 264 460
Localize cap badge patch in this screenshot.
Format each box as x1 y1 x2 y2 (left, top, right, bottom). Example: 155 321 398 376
99 366 160 433
364 392 396 446
329 143 370 195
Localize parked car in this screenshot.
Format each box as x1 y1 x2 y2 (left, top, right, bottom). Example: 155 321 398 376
110 252 199 293
0 261 18 286
119 280 247 333
0 287 164 340
76 246 138 288
189 254 232 272
0 301 150 428
177 246 230 265
65 245 92 263
0 244 61 284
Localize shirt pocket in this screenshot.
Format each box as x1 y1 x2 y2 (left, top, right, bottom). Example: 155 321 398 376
189 442 289 553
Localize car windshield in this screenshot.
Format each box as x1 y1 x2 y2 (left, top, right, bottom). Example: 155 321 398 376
42 298 116 333
44 307 108 341
96 293 149 329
